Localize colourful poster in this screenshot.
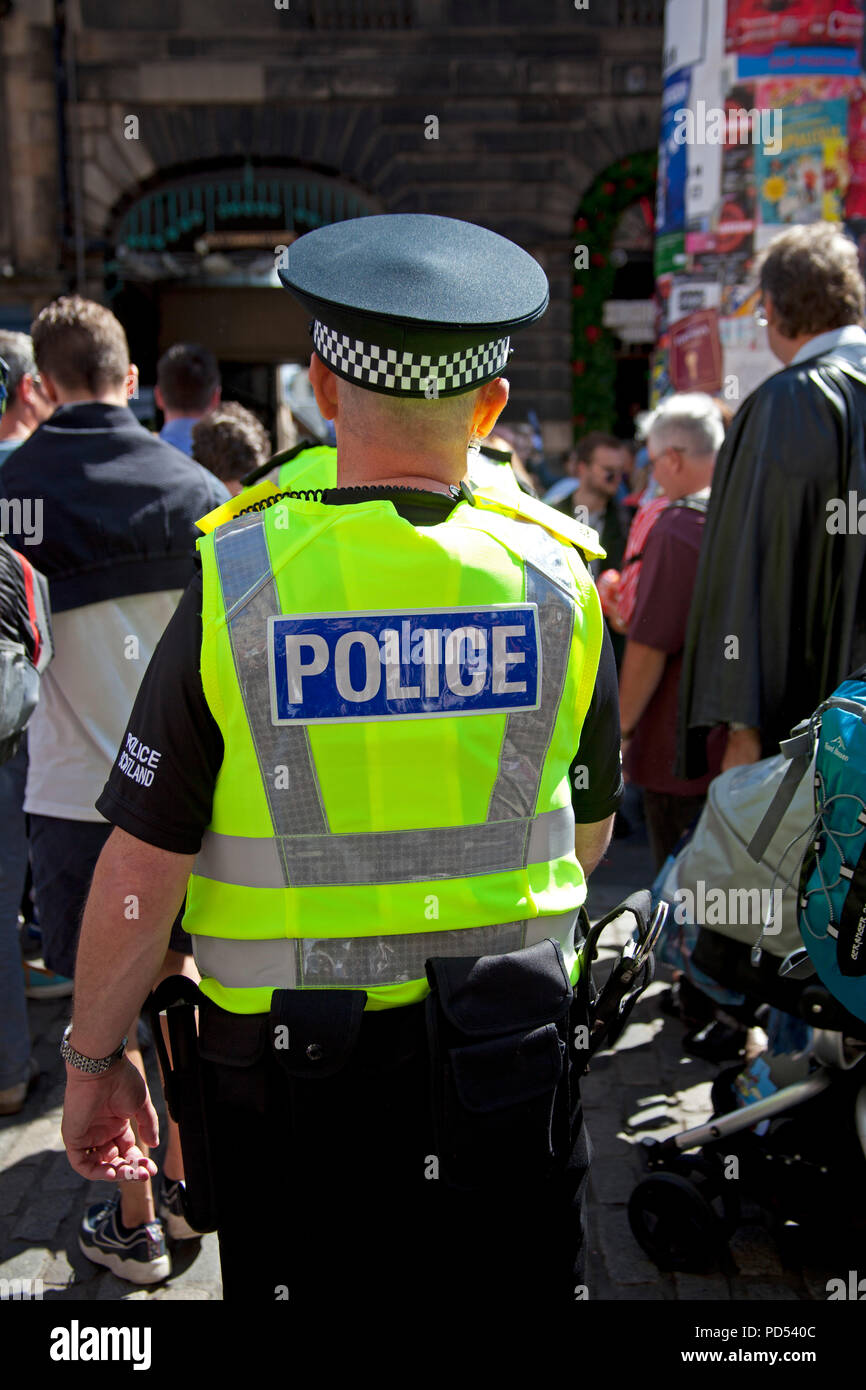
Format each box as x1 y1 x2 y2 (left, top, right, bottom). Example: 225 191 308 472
656 0 864 408
756 98 848 223
669 277 722 323
685 81 758 270
738 45 862 76
657 69 691 239
669 307 724 392
846 83 866 215
754 73 866 215
754 74 857 106
725 0 863 56
663 0 709 75
655 230 687 277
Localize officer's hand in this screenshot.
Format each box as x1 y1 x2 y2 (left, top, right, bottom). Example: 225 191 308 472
62 1056 159 1183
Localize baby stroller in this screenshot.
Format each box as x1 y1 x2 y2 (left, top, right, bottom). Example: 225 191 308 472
628 960 866 1271
628 675 866 1272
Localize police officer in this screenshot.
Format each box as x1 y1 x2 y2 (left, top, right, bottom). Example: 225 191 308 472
61 215 624 1311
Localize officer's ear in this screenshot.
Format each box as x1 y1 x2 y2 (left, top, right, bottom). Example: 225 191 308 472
471 376 509 441
309 352 338 421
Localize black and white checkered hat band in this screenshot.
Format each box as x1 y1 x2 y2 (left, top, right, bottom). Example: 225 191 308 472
312 320 510 396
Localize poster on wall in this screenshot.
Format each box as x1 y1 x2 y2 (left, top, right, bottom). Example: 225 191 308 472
845 82 866 213
685 81 758 273
658 69 691 239
656 0 866 408
753 74 866 217
669 308 724 392
755 97 848 224
719 282 772 402
725 0 864 57
656 68 691 276
663 0 708 76
669 277 722 322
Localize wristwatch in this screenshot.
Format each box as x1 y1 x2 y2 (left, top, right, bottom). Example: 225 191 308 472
60 1023 127 1075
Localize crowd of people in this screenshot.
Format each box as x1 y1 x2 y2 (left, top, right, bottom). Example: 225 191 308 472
0 214 863 1297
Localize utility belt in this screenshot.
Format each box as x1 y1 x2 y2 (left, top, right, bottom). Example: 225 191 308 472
147 892 664 1227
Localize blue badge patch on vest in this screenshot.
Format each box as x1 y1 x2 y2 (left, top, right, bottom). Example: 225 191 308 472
268 605 541 724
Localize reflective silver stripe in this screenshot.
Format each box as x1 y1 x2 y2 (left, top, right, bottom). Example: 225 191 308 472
523 907 579 949
214 520 328 862
486 519 577 821
195 832 284 890
194 803 575 889
192 908 579 990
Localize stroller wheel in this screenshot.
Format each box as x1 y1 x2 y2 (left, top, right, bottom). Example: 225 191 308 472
628 1172 728 1272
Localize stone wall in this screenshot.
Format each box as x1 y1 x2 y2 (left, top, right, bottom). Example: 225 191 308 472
0 0 664 442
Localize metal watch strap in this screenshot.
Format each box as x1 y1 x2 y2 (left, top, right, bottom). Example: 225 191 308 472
60 1023 127 1075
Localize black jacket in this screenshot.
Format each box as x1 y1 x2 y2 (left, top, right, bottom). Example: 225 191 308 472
0 403 227 613
678 351 866 778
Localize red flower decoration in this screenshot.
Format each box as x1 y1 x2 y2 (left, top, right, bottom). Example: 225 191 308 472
591 252 606 267
573 360 586 375
575 217 588 231
585 325 601 343
572 284 585 298
602 182 616 196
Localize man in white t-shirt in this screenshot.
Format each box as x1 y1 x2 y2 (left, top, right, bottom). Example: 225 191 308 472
1 295 228 1283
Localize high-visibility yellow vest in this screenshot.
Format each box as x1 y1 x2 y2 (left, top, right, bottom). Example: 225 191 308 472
273 443 337 492
196 443 524 538
184 486 606 1014
271 442 520 499
467 446 523 499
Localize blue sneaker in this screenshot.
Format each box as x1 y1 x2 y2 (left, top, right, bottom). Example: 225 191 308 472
157 1178 202 1240
79 1195 171 1284
22 961 73 999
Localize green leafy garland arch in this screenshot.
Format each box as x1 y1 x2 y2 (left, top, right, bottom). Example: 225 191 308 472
572 149 657 437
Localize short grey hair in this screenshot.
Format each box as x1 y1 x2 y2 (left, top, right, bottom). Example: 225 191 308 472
0 331 36 409
645 392 724 459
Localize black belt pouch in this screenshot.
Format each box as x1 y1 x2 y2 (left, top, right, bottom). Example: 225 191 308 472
425 939 573 1190
267 987 367 1079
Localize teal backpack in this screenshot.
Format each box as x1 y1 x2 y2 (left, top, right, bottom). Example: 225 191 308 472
749 668 866 1023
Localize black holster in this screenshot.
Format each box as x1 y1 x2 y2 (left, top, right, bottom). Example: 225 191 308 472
424 938 577 1191
146 976 218 1234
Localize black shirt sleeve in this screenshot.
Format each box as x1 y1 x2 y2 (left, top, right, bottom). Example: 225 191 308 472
570 623 623 822
95 565 223 854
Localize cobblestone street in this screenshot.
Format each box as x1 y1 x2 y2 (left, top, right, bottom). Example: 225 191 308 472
0 823 849 1304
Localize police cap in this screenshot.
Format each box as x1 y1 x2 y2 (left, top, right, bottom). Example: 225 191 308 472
278 213 548 399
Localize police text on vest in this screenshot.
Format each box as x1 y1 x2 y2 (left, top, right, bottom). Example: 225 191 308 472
268 606 541 723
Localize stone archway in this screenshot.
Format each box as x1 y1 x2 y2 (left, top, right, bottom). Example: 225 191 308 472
102 158 381 443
